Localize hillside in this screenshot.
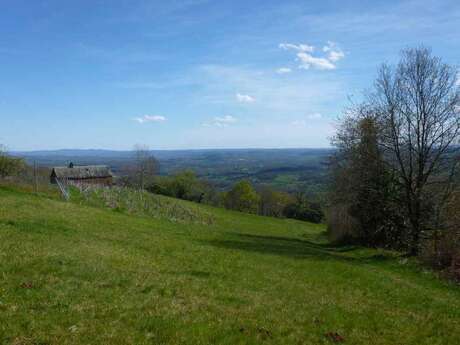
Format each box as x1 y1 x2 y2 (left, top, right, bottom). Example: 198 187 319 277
1 187 459 344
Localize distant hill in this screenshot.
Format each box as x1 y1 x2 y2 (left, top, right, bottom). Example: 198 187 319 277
12 148 334 193
12 148 333 161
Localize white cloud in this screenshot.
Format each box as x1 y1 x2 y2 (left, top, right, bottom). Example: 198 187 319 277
328 50 345 62
280 41 345 71
323 41 345 62
215 115 237 123
236 93 255 103
297 52 336 70
202 115 237 127
279 43 314 52
276 67 292 74
134 115 167 123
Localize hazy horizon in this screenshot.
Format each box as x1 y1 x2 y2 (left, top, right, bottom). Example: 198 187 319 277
12 146 334 154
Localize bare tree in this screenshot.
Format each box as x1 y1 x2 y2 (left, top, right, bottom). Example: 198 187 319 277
373 47 460 255
132 144 159 190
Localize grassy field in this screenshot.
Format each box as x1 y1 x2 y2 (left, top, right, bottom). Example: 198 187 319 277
0 186 459 344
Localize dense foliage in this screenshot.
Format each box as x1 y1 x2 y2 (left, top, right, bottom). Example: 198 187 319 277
283 197 324 224
147 172 325 223
148 170 218 204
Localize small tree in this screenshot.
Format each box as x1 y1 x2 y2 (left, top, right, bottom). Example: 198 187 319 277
258 187 293 217
132 144 159 190
224 180 260 214
169 170 200 200
0 146 24 179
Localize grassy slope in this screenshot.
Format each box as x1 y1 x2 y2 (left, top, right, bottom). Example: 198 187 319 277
0 187 459 345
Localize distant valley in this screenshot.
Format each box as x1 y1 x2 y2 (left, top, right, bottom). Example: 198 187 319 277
13 148 333 193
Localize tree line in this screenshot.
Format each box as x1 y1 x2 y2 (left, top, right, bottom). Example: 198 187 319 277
118 145 324 223
140 171 324 223
328 47 460 274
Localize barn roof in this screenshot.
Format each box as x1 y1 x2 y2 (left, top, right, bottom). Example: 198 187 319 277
51 165 112 179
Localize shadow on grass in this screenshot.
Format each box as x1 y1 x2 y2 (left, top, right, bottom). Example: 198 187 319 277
203 233 393 264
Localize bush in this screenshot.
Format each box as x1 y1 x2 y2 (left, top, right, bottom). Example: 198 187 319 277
224 180 260 214
258 187 293 217
147 170 219 205
0 152 24 179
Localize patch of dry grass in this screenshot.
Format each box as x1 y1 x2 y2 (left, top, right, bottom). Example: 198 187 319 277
71 186 214 225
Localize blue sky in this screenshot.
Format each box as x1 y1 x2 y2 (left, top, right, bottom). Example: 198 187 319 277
1 0 459 150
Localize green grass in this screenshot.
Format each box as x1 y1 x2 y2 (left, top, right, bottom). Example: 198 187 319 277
0 186 459 344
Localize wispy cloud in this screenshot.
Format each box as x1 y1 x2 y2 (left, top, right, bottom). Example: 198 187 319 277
307 112 322 119
297 52 336 70
195 64 345 113
290 113 322 127
188 117 334 148
134 115 167 123
116 82 163 89
119 0 212 24
280 41 345 71
279 43 314 52
236 93 255 103
290 119 308 127
276 67 292 74
323 41 345 62
77 43 163 64
202 115 237 127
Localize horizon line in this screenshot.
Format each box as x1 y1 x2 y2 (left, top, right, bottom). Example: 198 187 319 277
12 146 334 153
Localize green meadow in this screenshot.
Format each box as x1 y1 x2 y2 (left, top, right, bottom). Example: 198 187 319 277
1 186 459 344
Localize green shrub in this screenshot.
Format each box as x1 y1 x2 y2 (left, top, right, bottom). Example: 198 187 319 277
0 152 24 178
224 180 260 214
147 170 217 204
